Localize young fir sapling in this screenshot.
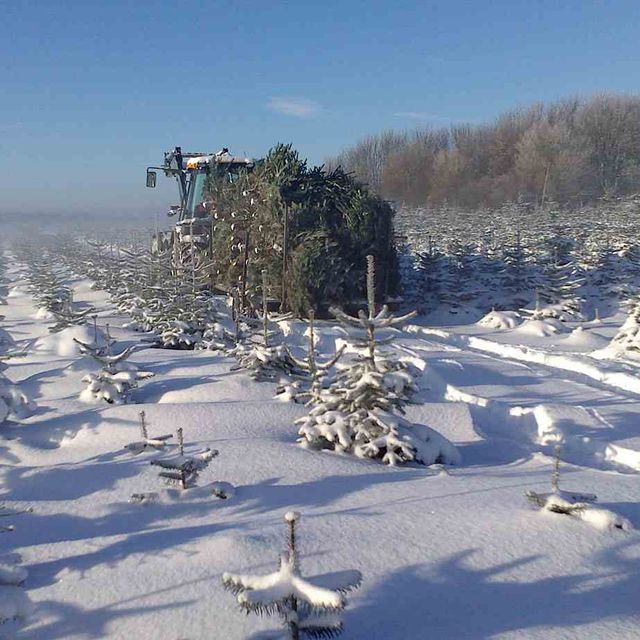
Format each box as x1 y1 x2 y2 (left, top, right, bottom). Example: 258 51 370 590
605 299 640 356
49 304 96 334
277 309 345 403
75 333 154 404
124 410 173 454
297 255 460 466
223 511 361 639
526 445 631 530
526 445 597 513
71 316 114 355
47 290 96 333
0 356 34 423
150 427 219 491
231 270 300 381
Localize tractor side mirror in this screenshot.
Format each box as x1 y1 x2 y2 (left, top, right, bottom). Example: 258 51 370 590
146 171 157 188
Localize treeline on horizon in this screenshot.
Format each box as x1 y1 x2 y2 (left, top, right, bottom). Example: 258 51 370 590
326 93 640 210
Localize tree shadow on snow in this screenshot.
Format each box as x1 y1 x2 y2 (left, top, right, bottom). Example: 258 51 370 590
0 448 151 502
7 364 73 400
18 595 194 640
245 630 286 640
134 375 220 403
141 352 225 377
346 539 640 638
4 406 130 449
25 520 230 590
235 470 424 517
455 438 532 468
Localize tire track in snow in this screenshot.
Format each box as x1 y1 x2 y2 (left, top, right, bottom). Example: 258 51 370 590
406 324 640 399
399 333 640 473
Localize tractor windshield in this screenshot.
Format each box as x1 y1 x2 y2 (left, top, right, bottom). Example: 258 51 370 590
186 171 208 218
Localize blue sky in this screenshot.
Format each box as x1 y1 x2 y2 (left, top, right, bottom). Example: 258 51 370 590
2 0 640 218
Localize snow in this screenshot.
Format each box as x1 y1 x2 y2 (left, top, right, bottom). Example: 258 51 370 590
0 327 16 351
478 310 522 329
34 324 107 357
0 587 33 623
407 323 640 399
578 507 633 532
2 263 640 639
0 562 27 586
528 492 633 532
33 307 54 321
514 318 567 337
0 559 32 624
229 555 346 611
562 325 609 350
6 285 29 299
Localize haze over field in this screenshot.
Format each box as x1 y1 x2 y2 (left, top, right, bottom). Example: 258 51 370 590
2 0 640 219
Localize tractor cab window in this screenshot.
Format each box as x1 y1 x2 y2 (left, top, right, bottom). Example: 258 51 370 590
187 171 208 218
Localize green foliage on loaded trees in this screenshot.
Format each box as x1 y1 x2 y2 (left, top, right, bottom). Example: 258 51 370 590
204 143 398 316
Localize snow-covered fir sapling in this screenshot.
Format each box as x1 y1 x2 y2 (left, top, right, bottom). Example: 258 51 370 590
0 356 35 423
526 445 597 513
232 270 300 381
223 511 362 639
604 299 640 357
72 316 114 356
526 445 631 531
75 336 154 404
150 427 219 491
124 410 173 454
277 309 345 403
0 325 15 354
297 255 460 466
48 290 96 333
23 256 72 317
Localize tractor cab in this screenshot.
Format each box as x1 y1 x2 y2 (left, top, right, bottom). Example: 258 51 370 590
146 146 254 222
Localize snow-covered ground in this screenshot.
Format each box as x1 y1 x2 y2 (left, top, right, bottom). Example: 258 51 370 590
2 267 640 639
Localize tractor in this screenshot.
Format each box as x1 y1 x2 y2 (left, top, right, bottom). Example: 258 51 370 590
146 143 400 315
146 146 254 255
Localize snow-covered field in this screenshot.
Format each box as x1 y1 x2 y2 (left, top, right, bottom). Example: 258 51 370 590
2 266 640 639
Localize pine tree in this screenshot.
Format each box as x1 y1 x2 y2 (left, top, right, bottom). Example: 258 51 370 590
605 300 640 356
501 230 534 306
231 270 300 381
75 338 154 404
277 310 345 403
396 238 419 306
537 244 583 316
416 236 443 313
47 292 96 333
223 511 361 639
0 356 34 423
124 411 173 454
526 445 597 514
297 255 460 466
150 427 219 490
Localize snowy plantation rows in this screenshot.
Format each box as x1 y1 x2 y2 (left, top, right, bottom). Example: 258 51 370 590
1 237 640 638
396 197 640 320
